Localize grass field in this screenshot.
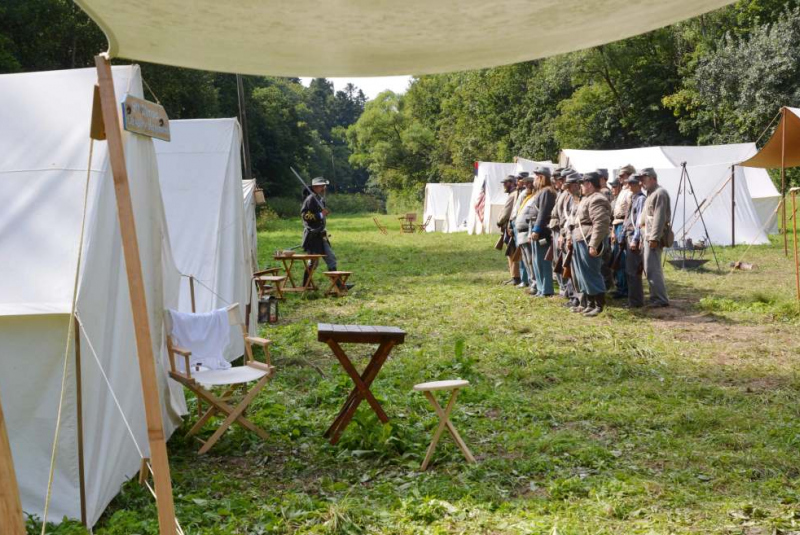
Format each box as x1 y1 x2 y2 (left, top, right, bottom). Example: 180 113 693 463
39 213 800 535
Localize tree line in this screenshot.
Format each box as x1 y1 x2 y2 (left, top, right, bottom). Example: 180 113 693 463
348 0 800 202
0 0 368 196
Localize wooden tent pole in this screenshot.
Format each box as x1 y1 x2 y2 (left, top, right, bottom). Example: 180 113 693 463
793 190 799 301
94 55 177 535
74 315 87 526
730 165 735 247
0 389 25 535
782 107 788 256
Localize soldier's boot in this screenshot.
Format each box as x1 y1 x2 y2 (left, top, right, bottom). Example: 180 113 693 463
571 294 589 313
583 293 606 317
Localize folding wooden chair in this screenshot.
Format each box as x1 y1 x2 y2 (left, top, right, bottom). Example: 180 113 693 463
418 215 432 233
165 303 274 454
372 217 388 235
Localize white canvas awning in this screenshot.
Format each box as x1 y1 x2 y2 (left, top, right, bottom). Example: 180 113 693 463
0 66 185 526
75 0 733 77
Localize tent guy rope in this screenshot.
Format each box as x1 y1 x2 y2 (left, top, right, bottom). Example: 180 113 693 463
40 139 95 532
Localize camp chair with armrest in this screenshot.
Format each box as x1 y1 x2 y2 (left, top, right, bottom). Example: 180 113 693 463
165 303 274 454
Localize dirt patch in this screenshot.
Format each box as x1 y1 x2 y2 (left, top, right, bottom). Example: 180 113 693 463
646 301 800 390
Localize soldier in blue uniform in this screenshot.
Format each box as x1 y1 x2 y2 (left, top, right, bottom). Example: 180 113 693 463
301 177 351 290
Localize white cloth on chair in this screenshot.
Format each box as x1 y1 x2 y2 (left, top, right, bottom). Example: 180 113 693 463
168 308 232 371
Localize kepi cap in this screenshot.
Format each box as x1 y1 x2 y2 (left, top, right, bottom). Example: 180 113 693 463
638 167 658 179
617 164 636 177
564 172 582 184
502 174 515 183
596 168 609 179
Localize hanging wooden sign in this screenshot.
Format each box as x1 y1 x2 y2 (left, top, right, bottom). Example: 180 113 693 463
121 95 170 141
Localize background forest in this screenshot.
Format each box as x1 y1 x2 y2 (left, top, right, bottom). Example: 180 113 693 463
2 0 799 209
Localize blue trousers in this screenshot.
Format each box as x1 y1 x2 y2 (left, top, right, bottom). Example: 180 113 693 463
512 222 529 285
532 239 554 296
612 223 627 296
574 240 606 296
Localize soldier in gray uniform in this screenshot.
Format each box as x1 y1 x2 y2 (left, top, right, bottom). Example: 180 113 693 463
514 175 537 293
498 175 520 285
571 172 612 317
623 173 647 308
639 168 671 307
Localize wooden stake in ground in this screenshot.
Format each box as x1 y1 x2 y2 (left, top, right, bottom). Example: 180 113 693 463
782 108 788 257
94 55 177 535
792 189 800 301
0 389 25 535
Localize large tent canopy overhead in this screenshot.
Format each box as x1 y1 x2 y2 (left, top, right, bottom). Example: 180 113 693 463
154 118 258 360
0 66 185 526
75 0 733 77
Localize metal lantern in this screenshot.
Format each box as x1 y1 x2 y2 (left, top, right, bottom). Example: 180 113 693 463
257 296 279 324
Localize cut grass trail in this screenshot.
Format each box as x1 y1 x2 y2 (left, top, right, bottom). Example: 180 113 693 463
38 213 800 535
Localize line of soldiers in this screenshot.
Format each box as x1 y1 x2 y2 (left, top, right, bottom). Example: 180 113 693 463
498 165 673 316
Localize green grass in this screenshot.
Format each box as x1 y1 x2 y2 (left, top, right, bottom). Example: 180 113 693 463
36 214 800 534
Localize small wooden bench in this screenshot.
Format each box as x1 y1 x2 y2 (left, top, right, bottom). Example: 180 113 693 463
318 323 406 445
323 271 352 297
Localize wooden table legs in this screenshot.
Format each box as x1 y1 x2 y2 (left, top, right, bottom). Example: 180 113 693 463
323 340 395 444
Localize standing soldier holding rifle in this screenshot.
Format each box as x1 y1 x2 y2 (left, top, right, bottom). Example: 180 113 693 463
300 176 351 290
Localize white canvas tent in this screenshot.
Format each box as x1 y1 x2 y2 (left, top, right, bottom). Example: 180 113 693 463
242 178 260 274
423 183 473 232
515 157 556 175
648 163 768 246
559 144 780 235
466 162 517 235
0 66 185 526
154 119 257 361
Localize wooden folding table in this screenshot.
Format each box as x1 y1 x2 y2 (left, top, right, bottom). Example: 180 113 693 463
318 324 406 444
274 253 326 292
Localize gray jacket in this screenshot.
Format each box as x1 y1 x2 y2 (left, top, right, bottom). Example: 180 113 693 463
572 191 612 250
642 186 671 242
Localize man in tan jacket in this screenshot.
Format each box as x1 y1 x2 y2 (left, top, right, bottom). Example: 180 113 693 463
640 168 671 307
570 172 612 317
497 175 519 284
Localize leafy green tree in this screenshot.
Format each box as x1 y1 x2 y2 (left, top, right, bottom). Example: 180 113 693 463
347 91 435 192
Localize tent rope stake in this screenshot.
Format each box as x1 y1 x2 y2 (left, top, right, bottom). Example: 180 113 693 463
40 139 94 533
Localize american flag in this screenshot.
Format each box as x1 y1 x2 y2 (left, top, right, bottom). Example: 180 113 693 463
474 181 486 223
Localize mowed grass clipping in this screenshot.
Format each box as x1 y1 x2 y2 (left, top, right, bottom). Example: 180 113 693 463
40 214 800 535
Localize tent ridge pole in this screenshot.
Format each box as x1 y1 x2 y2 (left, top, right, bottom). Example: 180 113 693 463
94 55 177 535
